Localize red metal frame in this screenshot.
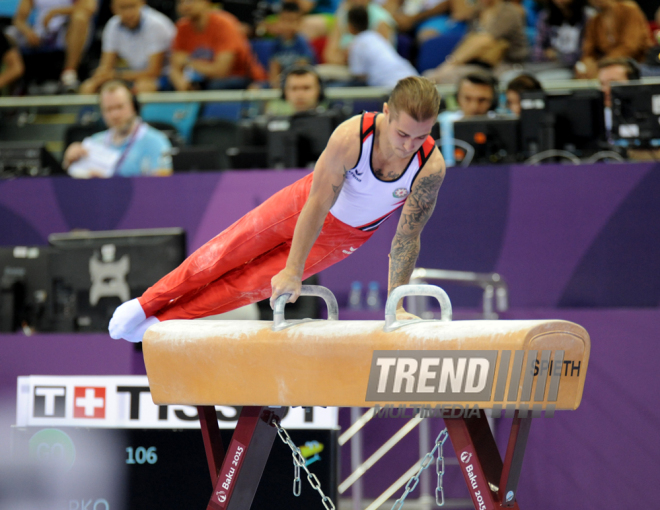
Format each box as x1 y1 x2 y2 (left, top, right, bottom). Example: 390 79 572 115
197 405 287 510
445 411 531 510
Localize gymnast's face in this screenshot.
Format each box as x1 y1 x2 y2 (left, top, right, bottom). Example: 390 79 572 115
383 103 435 159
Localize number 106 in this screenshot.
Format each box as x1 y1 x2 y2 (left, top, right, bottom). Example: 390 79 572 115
126 446 158 464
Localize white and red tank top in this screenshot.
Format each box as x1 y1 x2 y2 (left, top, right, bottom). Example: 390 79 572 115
329 112 437 231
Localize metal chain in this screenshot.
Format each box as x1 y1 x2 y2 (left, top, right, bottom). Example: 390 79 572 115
274 419 336 510
392 428 448 510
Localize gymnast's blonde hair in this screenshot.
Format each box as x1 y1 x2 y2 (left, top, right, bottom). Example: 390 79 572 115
388 76 441 122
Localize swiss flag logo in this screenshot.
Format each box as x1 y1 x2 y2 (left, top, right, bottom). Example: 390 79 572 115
73 387 106 419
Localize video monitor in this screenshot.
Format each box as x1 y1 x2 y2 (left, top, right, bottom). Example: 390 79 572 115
0 142 64 177
611 81 660 147
267 110 345 168
453 116 520 165
48 228 186 332
0 246 51 332
520 89 606 157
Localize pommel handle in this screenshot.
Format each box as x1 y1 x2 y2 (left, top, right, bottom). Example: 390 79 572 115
384 284 452 332
272 285 339 331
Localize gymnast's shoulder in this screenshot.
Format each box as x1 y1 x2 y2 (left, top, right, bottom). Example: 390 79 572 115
321 115 363 162
416 140 446 184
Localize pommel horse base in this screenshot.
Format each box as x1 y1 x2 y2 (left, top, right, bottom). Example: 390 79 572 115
142 285 590 510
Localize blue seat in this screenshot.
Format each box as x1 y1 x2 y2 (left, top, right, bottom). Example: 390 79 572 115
0 0 20 17
140 102 201 144
200 102 243 121
416 32 464 73
397 33 414 60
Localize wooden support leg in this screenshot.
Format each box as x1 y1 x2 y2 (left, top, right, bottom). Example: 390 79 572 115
205 406 287 510
445 411 530 510
198 405 225 485
499 413 532 507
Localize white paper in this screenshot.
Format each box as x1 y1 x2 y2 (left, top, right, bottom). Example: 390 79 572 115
68 138 121 179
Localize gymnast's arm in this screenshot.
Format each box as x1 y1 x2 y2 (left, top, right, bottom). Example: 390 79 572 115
270 117 360 308
388 149 445 318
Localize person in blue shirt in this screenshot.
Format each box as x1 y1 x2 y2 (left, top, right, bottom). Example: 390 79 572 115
63 80 172 177
268 2 316 89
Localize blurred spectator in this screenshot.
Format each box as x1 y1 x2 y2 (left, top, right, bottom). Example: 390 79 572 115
169 0 266 91
597 57 638 136
80 0 175 94
266 65 326 115
385 0 463 43
268 2 316 89
324 0 395 65
423 0 528 84
642 6 660 75
63 80 172 177
531 0 587 74
456 70 498 117
258 0 342 41
437 70 498 166
575 0 652 79
0 33 25 92
505 72 542 115
346 5 417 87
9 0 96 91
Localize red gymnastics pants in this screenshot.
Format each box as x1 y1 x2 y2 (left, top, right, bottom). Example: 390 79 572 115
138 173 375 321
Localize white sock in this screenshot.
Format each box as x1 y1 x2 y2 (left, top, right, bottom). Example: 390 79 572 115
109 298 147 340
123 316 160 343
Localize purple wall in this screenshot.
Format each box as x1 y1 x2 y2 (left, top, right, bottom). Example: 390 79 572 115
2 163 659 308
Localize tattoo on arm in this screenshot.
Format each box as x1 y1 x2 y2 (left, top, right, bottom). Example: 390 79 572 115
330 165 349 207
389 171 445 290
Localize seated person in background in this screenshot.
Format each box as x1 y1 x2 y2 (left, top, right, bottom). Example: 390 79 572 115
455 70 498 117
575 0 652 79
268 2 316 89
423 0 528 84
169 0 266 90
266 64 325 115
9 0 96 90
0 33 25 92
63 81 172 178
80 0 175 94
346 6 418 88
505 72 542 115
384 0 463 44
597 57 639 135
531 0 587 78
323 0 396 65
437 71 497 165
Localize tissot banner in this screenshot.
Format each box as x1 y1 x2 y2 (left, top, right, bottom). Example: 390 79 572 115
16 375 337 429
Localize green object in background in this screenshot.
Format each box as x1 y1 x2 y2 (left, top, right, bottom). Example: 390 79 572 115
28 428 76 471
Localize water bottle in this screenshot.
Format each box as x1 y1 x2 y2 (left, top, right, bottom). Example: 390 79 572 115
348 281 363 310
366 281 382 311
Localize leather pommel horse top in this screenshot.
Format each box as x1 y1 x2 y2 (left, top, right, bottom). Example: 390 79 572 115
142 317 590 411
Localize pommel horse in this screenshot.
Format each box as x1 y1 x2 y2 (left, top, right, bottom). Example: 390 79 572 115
142 285 590 510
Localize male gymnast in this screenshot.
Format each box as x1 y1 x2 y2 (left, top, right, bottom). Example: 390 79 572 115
109 76 446 342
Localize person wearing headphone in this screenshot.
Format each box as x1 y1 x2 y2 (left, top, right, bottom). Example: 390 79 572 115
437 70 498 166
62 80 172 178
280 65 326 114
597 57 640 139
455 71 498 117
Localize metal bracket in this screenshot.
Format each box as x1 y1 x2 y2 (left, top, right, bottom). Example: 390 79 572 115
384 284 453 332
272 285 339 331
